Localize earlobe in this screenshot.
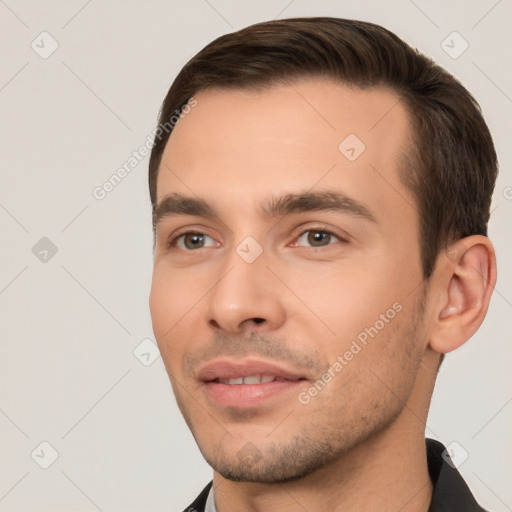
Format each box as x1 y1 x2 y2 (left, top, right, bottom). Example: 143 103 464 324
429 235 496 354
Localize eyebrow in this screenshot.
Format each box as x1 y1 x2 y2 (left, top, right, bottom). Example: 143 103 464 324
153 190 377 228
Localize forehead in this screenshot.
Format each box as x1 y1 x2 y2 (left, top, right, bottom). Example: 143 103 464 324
157 79 415 224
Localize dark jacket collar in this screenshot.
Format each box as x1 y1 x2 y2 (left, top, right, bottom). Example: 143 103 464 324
184 481 211 512
426 438 487 511
183 439 487 512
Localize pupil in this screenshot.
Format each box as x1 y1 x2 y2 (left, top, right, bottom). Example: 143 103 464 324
185 233 204 249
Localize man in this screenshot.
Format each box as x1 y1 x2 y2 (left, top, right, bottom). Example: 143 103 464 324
148 17 497 511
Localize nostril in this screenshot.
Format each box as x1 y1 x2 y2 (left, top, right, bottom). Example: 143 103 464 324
252 318 265 324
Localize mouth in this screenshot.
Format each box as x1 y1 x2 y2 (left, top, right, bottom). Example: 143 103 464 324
197 359 309 409
214 375 302 385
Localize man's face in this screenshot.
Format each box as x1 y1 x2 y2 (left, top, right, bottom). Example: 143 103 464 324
150 79 430 482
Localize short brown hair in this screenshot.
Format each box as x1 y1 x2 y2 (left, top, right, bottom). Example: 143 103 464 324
148 17 498 277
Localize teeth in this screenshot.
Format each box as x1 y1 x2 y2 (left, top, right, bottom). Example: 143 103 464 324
243 375 262 385
218 375 277 385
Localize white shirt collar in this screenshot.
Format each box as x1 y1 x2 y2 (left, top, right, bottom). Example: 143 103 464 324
205 485 217 512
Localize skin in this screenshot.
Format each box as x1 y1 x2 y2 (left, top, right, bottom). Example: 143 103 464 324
149 78 496 511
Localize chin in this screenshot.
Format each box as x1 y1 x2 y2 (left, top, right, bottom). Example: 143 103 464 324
201 434 348 484
212 460 323 484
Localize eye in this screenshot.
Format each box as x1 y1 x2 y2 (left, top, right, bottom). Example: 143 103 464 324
294 229 342 248
169 232 218 250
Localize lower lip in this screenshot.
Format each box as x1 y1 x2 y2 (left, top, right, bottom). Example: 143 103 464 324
203 380 304 409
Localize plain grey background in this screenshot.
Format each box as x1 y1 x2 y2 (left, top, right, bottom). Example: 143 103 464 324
1 1 511 510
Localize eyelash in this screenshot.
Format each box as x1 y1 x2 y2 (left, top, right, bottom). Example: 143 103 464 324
166 227 346 251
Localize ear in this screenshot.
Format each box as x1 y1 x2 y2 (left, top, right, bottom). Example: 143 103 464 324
428 235 497 354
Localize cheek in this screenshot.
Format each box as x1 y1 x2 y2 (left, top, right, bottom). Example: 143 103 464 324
149 269 172 341
149 262 215 378
281 257 418 378
149 264 190 354
283 260 399 334
149 262 203 333
297 302 422 424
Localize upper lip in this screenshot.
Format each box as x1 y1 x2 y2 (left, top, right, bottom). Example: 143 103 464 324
197 358 309 382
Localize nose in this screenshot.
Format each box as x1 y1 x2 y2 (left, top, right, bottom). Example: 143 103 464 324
205 246 286 335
